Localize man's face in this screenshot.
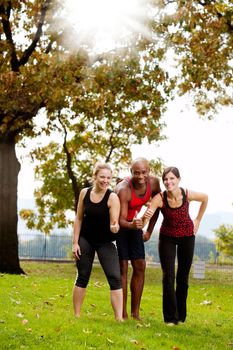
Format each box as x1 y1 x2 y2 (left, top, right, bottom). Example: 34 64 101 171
131 162 149 186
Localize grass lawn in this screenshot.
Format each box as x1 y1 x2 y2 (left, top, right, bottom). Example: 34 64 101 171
0 261 232 350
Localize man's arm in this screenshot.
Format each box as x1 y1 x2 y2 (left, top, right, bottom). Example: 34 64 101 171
116 181 143 230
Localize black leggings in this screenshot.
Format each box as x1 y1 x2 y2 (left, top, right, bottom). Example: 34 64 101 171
75 236 122 290
158 234 195 323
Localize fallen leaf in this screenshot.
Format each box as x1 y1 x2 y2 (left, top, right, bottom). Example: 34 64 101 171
200 300 212 305
10 298 21 305
137 323 143 328
82 328 92 334
144 323 151 328
93 282 101 288
22 319 28 325
107 338 114 344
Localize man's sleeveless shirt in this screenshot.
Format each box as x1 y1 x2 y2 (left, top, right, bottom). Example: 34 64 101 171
126 177 151 221
160 188 194 238
80 187 116 245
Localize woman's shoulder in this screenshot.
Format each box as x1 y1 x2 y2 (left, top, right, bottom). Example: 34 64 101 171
109 191 119 200
151 191 163 207
80 187 90 198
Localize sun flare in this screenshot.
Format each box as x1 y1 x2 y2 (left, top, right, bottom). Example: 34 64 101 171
63 0 149 52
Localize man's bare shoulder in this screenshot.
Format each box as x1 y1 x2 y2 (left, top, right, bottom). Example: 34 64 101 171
149 174 161 193
115 178 130 193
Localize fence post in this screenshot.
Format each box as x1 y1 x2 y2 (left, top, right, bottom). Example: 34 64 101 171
193 260 205 279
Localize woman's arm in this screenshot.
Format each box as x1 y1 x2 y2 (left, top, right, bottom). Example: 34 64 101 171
188 190 208 234
72 188 87 259
108 192 120 233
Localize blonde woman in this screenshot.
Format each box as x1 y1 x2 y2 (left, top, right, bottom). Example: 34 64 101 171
72 163 123 321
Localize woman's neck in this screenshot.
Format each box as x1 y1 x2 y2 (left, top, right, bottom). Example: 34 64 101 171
166 187 180 200
92 185 106 194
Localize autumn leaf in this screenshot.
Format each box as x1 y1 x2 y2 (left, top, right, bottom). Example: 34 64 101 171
107 338 114 344
200 300 212 305
82 329 92 334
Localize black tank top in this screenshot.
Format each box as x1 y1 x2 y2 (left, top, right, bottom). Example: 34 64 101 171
80 187 116 246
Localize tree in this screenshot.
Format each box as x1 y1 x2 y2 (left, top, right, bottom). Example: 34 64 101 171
0 0 90 273
159 0 233 117
1 1 172 272
214 224 233 257
20 48 168 233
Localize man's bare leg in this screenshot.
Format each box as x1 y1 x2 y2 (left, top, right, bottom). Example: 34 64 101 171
130 259 146 320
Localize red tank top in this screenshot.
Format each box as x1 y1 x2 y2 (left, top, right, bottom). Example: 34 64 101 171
160 188 194 237
126 177 151 221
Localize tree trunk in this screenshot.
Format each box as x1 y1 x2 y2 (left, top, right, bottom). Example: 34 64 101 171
0 138 24 274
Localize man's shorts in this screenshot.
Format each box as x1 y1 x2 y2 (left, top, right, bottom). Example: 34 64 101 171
116 228 145 261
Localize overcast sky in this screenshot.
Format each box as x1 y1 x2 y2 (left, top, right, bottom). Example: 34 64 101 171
132 97 233 215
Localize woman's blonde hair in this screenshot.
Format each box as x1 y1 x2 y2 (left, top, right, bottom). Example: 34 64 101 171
92 162 113 179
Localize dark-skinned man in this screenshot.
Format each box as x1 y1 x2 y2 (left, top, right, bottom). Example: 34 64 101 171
115 157 161 320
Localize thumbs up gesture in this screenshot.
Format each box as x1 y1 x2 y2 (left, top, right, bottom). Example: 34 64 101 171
110 220 120 234
143 203 154 220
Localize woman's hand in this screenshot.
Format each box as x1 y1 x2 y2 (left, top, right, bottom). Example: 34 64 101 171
72 243 81 260
142 231 151 242
193 219 200 235
110 221 120 233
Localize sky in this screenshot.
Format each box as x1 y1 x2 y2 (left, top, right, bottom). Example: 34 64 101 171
132 97 233 215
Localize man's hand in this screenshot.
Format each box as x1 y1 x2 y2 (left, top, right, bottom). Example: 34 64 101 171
143 203 154 220
142 231 151 242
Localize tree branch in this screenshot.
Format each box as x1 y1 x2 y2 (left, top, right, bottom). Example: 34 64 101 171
18 0 52 66
197 0 233 32
105 124 119 163
0 2 19 71
58 114 80 212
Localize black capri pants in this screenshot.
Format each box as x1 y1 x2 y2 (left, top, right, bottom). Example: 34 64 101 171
75 236 122 290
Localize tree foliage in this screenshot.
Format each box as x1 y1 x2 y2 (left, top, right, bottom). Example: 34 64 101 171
1 0 173 270
214 224 233 257
20 47 168 233
158 0 233 117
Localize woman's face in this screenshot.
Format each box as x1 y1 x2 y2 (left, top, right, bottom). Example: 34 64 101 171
94 168 112 190
163 171 180 191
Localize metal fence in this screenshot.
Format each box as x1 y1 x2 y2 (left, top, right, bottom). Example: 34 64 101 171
18 231 232 266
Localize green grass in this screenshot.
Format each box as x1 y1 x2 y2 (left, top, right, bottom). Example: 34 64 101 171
0 262 232 350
